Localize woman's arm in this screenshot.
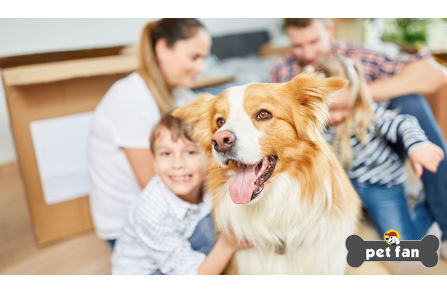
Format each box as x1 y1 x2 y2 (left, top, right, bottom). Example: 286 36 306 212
123 148 156 189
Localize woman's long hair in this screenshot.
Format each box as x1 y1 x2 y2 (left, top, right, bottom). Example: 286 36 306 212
138 19 205 115
313 57 374 171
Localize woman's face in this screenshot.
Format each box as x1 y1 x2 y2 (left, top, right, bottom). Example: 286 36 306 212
157 29 212 89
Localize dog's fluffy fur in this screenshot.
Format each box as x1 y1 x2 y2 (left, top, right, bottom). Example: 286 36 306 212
173 74 361 274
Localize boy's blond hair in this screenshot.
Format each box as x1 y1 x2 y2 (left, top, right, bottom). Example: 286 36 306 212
313 57 374 171
149 112 195 154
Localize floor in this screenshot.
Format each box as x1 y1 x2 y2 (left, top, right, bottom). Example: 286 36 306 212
0 162 446 275
0 162 111 275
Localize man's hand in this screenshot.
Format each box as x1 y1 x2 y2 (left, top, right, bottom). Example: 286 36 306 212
409 143 445 177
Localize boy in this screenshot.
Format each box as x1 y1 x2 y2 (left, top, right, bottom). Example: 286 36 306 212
112 113 250 275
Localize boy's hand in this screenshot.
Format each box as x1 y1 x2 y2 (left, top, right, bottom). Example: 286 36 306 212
410 143 445 177
221 229 253 251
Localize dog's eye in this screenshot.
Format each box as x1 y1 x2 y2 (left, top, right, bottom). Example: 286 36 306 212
217 118 225 128
257 110 272 120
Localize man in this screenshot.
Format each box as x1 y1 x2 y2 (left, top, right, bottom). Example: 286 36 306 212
270 18 447 259
270 19 447 98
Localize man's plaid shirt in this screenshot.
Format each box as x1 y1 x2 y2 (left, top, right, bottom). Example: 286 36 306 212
269 40 432 84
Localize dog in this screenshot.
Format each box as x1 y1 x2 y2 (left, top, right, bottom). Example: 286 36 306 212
173 73 361 274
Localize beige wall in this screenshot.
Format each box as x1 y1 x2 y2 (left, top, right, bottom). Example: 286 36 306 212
332 18 364 43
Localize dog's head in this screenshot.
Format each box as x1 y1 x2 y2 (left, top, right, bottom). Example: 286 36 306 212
386 236 395 245
173 73 347 205
386 236 400 245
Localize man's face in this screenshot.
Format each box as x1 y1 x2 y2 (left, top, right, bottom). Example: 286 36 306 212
286 20 331 66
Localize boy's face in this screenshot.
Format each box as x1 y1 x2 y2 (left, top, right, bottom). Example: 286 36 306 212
153 127 205 203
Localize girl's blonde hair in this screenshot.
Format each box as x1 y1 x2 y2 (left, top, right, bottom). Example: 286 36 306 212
313 57 374 171
138 19 205 115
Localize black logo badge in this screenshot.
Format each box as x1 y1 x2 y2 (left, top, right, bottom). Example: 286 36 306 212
346 230 439 268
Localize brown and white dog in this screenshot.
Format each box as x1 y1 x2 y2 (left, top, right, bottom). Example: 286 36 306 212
173 74 361 274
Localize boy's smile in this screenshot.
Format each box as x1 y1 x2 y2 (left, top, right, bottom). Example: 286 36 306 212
169 174 193 183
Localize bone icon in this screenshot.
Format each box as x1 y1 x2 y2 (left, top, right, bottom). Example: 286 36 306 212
415 235 440 268
346 235 366 268
346 234 440 268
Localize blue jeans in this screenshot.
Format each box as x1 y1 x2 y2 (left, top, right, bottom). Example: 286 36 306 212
107 239 116 248
387 94 447 241
151 214 217 275
351 181 433 240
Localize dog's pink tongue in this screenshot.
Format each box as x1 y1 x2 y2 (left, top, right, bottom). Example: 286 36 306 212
229 164 257 204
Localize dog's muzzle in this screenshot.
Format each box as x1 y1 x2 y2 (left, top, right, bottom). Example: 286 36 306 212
211 130 236 153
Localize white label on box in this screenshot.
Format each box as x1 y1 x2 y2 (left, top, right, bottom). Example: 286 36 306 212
30 112 93 205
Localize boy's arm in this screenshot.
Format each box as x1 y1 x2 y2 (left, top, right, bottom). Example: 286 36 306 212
197 233 236 275
198 230 252 275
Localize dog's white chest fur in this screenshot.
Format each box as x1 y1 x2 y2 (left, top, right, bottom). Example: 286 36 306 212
215 172 355 275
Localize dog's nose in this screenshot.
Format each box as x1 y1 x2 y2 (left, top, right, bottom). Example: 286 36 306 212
211 130 236 153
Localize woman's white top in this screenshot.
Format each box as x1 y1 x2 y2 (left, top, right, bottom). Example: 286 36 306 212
88 72 195 240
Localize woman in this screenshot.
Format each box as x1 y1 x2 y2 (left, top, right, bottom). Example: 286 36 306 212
88 19 212 246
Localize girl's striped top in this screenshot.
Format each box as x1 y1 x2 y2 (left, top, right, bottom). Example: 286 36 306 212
324 103 429 187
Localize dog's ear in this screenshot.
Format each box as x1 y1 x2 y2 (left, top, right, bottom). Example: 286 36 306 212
172 93 216 152
172 93 215 126
286 73 348 142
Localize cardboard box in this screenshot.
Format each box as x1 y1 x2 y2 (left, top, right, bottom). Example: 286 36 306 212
0 45 234 245
0 46 136 245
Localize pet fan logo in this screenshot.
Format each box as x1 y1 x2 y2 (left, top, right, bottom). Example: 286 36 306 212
384 230 400 245
346 230 440 268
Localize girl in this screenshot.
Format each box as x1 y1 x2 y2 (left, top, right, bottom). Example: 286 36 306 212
88 19 212 246
310 57 445 241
